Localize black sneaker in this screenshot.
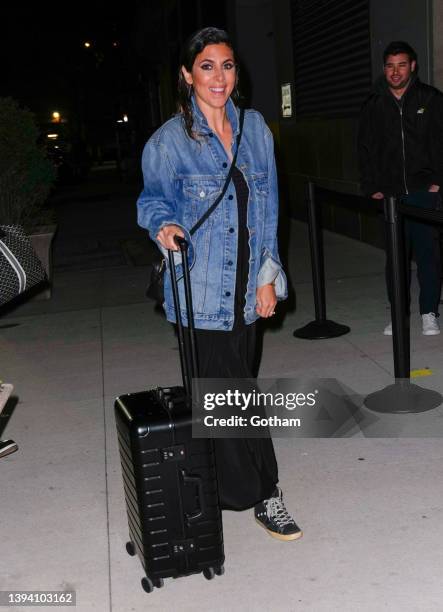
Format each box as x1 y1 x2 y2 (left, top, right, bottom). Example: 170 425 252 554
0 440 18 459
254 487 302 541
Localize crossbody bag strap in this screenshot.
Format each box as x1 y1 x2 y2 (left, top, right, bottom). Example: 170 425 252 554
189 107 245 236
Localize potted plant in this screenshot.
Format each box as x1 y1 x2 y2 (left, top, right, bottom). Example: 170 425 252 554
0 97 57 298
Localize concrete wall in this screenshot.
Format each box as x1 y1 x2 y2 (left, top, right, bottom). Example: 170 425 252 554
270 0 366 241
232 0 435 246
433 0 443 89
370 0 432 84
232 0 280 125
271 0 433 247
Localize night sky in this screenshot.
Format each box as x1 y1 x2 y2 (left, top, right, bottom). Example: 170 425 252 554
3 1 227 148
4 1 136 122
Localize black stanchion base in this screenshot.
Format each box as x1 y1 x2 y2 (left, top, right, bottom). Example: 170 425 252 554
364 380 442 414
293 320 350 340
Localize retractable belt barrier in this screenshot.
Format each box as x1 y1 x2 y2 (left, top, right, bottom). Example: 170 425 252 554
296 181 442 413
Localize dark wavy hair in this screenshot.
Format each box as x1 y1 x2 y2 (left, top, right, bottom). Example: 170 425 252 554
177 27 240 140
383 41 417 64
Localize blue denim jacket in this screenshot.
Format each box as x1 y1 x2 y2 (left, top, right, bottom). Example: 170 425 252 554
137 97 287 330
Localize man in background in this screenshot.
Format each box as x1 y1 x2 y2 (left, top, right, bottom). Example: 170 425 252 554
358 41 443 335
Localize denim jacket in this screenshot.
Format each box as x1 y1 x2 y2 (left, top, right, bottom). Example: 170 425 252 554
137 96 287 330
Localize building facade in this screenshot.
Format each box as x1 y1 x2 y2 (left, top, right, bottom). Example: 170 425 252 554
232 0 436 247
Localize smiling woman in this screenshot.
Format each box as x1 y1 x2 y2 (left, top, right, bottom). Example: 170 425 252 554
177 29 239 147
137 26 302 542
180 43 237 153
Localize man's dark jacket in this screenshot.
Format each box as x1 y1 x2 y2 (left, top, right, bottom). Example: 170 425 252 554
358 75 443 197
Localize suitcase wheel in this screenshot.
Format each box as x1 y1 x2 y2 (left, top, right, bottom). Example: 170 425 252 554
215 565 225 576
141 577 154 593
203 567 215 580
125 541 136 557
141 576 164 593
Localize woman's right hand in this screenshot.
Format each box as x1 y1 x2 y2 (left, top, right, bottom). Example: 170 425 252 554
156 224 185 251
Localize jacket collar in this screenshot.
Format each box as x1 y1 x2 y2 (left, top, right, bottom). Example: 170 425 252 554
191 95 240 136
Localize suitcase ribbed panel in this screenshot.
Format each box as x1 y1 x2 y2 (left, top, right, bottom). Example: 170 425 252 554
115 389 224 580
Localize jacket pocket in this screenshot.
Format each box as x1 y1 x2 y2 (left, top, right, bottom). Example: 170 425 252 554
182 178 223 225
252 173 269 196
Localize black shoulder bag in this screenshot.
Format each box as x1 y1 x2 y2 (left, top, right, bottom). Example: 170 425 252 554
146 107 245 305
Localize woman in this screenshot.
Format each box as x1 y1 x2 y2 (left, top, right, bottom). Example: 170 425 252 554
137 27 302 541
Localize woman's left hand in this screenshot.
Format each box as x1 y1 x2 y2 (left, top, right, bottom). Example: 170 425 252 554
256 283 277 318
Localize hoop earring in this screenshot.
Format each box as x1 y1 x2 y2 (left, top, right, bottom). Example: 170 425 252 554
187 83 193 98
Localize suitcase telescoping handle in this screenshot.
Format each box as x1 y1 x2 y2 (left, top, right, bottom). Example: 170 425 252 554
168 237 199 401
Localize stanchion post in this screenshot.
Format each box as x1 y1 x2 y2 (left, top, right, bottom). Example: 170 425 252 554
384 196 410 379
364 196 441 413
307 181 327 322
293 181 350 339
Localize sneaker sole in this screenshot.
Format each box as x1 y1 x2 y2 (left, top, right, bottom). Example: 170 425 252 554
0 443 18 459
255 518 303 541
386 329 441 336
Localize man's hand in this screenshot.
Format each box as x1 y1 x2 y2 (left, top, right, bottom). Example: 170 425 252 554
156 224 185 250
428 184 440 192
371 192 385 200
256 283 277 318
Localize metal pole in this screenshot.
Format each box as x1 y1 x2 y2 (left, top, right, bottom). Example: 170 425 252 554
307 181 327 321
294 181 350 339
168 249 191 398
384 196 410 379
176 237 199 379
364 196 441 414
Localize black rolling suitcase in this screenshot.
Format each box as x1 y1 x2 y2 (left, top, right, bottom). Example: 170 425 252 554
114 238 224 594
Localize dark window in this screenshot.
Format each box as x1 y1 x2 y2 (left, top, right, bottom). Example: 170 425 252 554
291 0 371 118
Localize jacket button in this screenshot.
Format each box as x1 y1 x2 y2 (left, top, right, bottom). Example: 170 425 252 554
222 162 228 168
227 260 233 266
225 291 231 297
199 190 205 198
228 194 233 200
229 227 234 233
208 133 214 137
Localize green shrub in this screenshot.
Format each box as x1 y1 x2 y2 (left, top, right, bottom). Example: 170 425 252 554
0 97 56 228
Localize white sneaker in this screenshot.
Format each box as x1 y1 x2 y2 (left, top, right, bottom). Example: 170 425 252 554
383 322 392 336
422 313 440 336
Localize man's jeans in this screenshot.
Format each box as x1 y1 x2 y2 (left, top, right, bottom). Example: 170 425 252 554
386 191 442 315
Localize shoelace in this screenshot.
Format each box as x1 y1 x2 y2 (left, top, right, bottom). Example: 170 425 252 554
266 495 294 527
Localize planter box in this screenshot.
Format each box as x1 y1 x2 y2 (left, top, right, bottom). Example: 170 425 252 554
28 225 57 300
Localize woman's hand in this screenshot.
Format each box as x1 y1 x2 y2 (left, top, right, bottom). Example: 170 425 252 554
256 283 277 318
156 224 185 250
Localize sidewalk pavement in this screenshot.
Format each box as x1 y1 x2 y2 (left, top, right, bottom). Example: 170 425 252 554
1 173 443 611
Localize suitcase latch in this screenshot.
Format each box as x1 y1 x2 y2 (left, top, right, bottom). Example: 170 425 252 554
172 539 196 555
161 444 186 462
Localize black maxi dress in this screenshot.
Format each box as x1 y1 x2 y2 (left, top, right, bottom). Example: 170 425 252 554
194 166 278 511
